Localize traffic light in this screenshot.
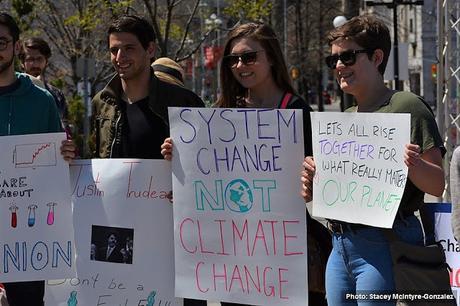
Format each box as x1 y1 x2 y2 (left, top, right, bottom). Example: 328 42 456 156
431 63 437 79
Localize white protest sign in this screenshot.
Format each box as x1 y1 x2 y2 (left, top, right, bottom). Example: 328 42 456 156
0 132 75 282
310 112 410 228
428 203 460 305
169 107 307 306
45 159 180 306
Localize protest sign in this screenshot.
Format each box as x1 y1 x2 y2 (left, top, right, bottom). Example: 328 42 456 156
0 132 74 282
45 159 180 306
310 112 410 228
427 203 460 305
169 107 307 306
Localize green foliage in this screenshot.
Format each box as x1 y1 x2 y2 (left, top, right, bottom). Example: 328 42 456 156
67 94 85 134
224 0 272 22
12 0 34 16
66 94 86 156
49 78 65 90
63 0 132 32
159 19 183 41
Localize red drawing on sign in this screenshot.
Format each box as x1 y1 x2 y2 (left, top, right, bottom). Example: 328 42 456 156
14 142 57 168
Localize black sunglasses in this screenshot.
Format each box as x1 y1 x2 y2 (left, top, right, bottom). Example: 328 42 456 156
224 50 264 68
325 49 371 69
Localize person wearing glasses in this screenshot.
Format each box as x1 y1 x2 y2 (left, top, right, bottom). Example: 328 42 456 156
301 15 445 305
19 37 68 122
162 23 330 306
0 12 75 306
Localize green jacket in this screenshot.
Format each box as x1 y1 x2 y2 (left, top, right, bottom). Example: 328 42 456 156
0 73 62 136
91 70 204 158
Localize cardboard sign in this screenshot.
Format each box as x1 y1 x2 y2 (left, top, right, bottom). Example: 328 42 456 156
169 107 308 305
0 132 75 282
311 112 410 228
45 159 180 306
427 203 460 305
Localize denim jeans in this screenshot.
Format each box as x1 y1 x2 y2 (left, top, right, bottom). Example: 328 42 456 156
325 216 424 306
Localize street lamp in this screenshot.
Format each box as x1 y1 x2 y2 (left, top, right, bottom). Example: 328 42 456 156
333 15 347 28
332 15 354 111
204 13 223 100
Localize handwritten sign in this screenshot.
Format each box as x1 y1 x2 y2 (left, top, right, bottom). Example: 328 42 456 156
169 107 307 306
310 112 410 228
427 203 460 305
0 132 75 282
45 159 180 306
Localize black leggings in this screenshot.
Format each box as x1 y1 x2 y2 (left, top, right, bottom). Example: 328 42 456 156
3 281 45 306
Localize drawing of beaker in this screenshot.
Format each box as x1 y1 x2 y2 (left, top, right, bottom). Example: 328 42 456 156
9 205 18 228
46 202 57 225
27 204 38 227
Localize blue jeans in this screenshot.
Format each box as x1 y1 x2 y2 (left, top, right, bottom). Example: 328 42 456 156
325 216 424 306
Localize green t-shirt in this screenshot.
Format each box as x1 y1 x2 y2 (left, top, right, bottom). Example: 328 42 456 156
347 91 445 212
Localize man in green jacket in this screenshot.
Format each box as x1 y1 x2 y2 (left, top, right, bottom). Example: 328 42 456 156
91 15 204 159
0 12 75 306
92 15 205 306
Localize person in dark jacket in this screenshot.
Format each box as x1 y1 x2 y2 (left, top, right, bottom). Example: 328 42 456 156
96 232 124 263
19 37 68 122
91 15 203 159
91 15 205 306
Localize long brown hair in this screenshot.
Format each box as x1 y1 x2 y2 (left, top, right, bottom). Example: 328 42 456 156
215 23 294 108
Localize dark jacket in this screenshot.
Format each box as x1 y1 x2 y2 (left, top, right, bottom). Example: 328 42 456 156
280 93 313 156
91 70 204 158
45 82 68 121
96 245 124 263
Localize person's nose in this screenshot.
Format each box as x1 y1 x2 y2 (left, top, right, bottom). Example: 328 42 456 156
116 49 126 62
335 58 346 69
235 57 245 69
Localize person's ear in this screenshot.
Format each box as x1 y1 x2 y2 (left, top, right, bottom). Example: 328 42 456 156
147 42 156 59
372 49 384 69
14 40 21 56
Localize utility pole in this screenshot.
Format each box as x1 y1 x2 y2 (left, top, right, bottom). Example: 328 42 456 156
342 0 359 110
366 0 424 90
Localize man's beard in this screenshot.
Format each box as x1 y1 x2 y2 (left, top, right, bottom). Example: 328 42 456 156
28 68 42 77
0 55 14 75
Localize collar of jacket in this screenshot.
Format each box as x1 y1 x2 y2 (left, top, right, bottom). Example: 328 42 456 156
98 68 168 125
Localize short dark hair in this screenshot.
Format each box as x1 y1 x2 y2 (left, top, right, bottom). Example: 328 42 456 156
0 12 20 42
108 15 156 49
327 15 391 75
19 37 51 62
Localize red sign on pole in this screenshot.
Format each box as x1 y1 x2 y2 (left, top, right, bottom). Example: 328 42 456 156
204 46 223 69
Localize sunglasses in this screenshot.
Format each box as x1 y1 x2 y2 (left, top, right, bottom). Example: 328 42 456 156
224 50 264 68
325 49 371 69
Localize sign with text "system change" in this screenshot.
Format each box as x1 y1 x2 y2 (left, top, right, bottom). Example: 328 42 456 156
169 107 308 306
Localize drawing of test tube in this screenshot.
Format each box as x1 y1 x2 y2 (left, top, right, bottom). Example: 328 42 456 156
27 204 38 227
46 202 57 225
9 204 18 228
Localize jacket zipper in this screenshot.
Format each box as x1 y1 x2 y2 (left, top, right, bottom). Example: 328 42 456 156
109 114 121 158
8 97 13 135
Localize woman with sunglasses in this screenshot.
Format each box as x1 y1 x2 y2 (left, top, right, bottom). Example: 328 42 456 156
162 23 330 306
301 15 445 306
